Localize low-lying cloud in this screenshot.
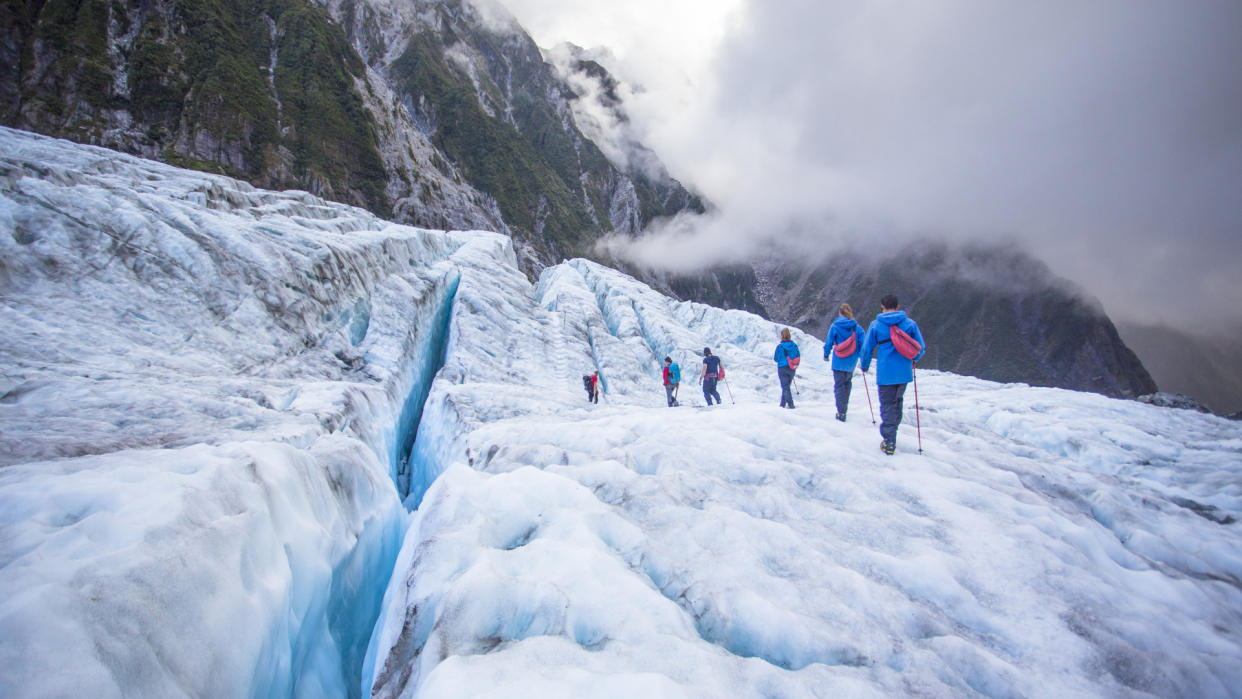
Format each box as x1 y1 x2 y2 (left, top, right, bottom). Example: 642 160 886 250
499 0 1242 331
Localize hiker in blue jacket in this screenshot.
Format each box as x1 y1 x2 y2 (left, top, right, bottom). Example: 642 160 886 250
860 294 926 455
662 356 681 407
774 328 800 409
700 348 723 406
823 303 864 422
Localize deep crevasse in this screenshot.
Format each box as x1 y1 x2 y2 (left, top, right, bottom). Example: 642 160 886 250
0 127 501 698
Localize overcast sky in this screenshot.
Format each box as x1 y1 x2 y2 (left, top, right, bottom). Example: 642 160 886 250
496 0 1241 331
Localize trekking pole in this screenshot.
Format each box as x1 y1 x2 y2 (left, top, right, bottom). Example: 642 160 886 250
792 377 800 395
723 378 735 404
860 371 876 424
913 365 922 454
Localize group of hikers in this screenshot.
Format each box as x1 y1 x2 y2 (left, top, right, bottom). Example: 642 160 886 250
585 294 926 455
826 294 927 455
659 347 725 408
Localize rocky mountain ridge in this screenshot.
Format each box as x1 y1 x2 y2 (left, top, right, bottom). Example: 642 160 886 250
753 242 1158 398
1 0 701 268
1118 321 1242 414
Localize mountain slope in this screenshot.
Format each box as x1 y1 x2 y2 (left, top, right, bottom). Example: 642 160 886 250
1118 322 1242 414
329 0 704 265
756 242 1158 398
1 0 701 268
2 128 1240 698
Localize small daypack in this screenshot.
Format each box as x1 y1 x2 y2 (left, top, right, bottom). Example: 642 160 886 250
582 375 592 390
782 344 801 370
717 366 725 380
833 333 857 358
889 325 922 360
670 363 681 383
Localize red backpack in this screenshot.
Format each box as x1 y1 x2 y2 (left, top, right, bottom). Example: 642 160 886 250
833 333 857 358
889 325 922 360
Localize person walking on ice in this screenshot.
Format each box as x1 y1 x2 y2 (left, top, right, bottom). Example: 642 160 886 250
824 303 864 422
583 370 600 404
700 348 724 406
860 294 926 455
774 328 800 409
662 356 681 407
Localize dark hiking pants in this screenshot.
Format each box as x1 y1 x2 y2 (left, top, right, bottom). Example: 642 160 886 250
879 383 907 445
665 384 678 407
778 366 795 408
833 370 853 416
703 377 721 405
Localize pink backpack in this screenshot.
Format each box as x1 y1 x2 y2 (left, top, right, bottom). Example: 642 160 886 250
889 325 922 360
833 333 857 358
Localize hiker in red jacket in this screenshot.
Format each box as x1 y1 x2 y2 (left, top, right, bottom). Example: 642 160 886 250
860 295 926 455
586 371 600 404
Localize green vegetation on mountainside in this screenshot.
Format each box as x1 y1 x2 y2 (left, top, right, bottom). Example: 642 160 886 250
5 0 388 215
3 0 706 263
391 31 595 254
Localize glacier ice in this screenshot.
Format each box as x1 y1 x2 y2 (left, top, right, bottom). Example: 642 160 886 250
2 127 1242 699
0 127 473 697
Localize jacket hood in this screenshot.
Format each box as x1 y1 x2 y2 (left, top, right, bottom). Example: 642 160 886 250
832 316 859 331
877 310 908 326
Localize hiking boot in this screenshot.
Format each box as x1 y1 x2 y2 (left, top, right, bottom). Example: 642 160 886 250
835 413 846 422
880 441 895 455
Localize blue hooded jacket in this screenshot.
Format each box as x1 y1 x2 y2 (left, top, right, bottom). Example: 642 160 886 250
774 340 800 368
860 310 926 385
823 316 864 372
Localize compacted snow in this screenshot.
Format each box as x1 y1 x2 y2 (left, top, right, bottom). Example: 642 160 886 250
2 127 1240 698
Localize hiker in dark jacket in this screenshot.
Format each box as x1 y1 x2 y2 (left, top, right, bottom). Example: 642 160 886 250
585 370 600 404
774 328 800 409
700 347 723 406
860 295 926 454
662 356 681 407
824 303 864 422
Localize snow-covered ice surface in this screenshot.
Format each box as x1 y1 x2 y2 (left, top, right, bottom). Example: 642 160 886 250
370 265 1242 698
0 127 480 697
2 127 1241 698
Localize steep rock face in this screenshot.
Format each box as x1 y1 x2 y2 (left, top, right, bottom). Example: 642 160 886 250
1118 322 1242 414
543 43 705 235
1 0 701 268
3 0 400 213
327 0 702 267
756 243 1158 398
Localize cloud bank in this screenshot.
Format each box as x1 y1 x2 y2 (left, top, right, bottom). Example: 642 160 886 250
498 0 1242 330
